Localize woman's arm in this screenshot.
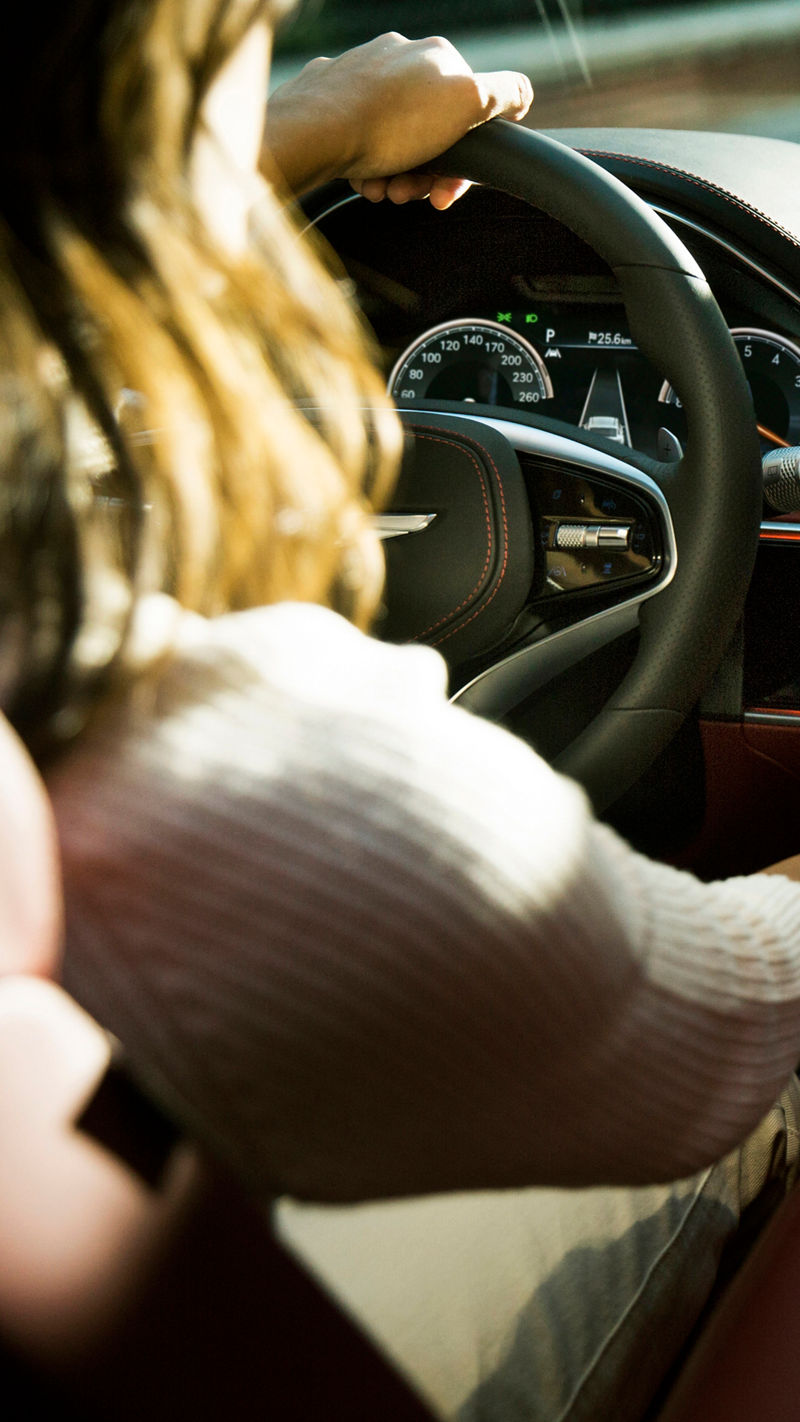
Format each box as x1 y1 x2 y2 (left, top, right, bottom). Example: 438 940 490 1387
0 715 61 980
263 32 533 208
47 604 800 1202
760 853 800 880
0 978 196 1367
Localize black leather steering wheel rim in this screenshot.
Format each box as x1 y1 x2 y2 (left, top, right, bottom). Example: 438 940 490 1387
432 120 763 810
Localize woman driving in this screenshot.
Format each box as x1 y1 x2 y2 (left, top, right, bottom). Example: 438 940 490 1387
3 3 800 1419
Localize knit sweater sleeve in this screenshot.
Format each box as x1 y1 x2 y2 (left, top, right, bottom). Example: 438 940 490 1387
47 602 800 1202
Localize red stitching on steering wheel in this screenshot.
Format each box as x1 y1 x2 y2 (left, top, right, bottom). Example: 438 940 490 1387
406 425 509 645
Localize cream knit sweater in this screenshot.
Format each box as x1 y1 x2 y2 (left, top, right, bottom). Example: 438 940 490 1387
47 602 800 1202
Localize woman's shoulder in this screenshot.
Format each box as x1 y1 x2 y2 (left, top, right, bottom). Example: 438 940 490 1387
170 600 450 709
45 600 459 818
114 600 458 776
47 596 585 860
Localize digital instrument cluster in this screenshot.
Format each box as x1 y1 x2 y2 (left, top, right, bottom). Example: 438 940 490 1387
388 304 800 461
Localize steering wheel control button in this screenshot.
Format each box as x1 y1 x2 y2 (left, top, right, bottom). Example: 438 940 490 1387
761 447 800 513
657 426 683 462
554 523 631 550
528 460 661 597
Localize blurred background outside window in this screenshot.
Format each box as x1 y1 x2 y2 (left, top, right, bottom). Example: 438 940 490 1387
272 0 800 141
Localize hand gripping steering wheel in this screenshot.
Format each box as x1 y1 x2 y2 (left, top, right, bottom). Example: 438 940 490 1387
393 120 762 812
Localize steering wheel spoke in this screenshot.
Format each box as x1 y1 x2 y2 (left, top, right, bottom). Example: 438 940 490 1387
433 413 676 721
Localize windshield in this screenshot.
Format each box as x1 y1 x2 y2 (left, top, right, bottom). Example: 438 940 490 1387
272 0 800 141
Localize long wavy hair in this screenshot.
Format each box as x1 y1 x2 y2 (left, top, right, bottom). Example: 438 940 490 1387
0 0 400 752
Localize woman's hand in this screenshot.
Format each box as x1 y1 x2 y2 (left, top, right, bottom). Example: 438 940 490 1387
0 714 61 979
263 32 533 208
761 854 800 881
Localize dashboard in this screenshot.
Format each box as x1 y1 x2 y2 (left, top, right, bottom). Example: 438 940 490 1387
307 128 800 870
312 176 800 465
389 311 800 463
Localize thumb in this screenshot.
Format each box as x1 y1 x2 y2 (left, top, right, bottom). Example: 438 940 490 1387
475 70 534 122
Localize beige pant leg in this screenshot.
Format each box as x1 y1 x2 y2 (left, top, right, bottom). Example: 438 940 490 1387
275 1080 800 1422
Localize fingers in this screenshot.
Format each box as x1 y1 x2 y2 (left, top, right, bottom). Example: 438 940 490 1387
429 177 473 211
351 177 390 203
475 69 534 123
352 175 431 204
350 175 472 209
761 854 800 880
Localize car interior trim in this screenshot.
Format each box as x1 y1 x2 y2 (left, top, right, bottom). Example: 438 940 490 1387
651 203 800 309
759 523 800 541
453 593 642 719
744 710 800 726
373 513 438 540
305 186 800 312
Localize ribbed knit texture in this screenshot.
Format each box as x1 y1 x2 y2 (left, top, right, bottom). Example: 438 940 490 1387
47 602 800 1201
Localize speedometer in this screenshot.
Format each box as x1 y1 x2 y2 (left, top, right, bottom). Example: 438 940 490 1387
659 327 800 453
389 318 553 412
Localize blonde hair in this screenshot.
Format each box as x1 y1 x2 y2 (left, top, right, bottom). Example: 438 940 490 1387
0 0 401 750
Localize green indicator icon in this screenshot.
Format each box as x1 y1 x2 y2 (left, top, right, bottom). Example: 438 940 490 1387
525 313 539 324
497 312 512 323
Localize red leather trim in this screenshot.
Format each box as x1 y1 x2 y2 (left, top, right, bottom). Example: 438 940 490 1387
742 716 800 770
672 719 800 878
658 1184 800 1422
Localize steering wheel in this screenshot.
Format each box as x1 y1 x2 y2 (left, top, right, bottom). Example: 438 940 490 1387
378 120 762 812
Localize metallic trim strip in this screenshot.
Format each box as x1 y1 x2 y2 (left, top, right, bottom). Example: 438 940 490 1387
373 513 437 539
760 522 800 541
744 710 800 725
299 191 360 235
440 415 677 718
651 204 800 307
